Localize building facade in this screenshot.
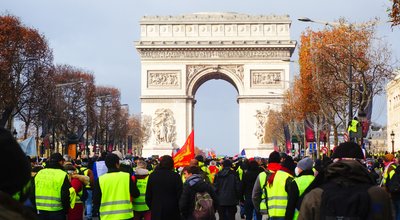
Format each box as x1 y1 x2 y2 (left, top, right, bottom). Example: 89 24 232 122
387 71 400 153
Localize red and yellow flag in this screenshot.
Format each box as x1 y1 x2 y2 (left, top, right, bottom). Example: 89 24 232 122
173 130 194 168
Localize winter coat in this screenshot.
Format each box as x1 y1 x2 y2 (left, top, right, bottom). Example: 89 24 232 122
298 160 392 220
213 168 242 206
0 191 39 220
145 168 183 220
242 165 263 201
179 174 218 220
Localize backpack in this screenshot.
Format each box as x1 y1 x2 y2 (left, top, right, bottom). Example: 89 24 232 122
386 166 400 193
320 181 372 220
193 191 215 220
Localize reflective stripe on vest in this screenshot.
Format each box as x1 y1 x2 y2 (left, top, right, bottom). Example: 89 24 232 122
35 168 67 211
132 176 149 211
293 175 315 220
266 170 292 217
99 172 133 220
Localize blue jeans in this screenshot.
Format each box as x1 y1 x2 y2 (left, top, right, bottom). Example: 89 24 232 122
244 199 261 220
85 189 93 218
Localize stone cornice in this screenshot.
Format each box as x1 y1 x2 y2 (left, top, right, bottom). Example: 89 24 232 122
135 40 296 48
141 13 291 24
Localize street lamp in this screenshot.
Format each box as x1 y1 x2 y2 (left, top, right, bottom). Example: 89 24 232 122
391 130 395 154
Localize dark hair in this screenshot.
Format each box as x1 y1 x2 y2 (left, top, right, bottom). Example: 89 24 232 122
222 159 232 168
158 155 174 170
0 128 31 195
105 153 120 169
182 165 201 174
268 151 281 163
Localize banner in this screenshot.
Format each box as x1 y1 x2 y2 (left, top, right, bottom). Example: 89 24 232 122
173 130 195 168
283 125 291 153
19 136 37 156
305 119 315 142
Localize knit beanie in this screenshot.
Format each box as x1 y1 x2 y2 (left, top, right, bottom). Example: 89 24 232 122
332 142 364 159
297 157 313 171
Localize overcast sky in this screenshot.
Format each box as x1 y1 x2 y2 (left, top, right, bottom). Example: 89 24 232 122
2 0 399 156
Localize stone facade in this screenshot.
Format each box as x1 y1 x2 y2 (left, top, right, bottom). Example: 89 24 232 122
387 71 400 152
135 12 296 157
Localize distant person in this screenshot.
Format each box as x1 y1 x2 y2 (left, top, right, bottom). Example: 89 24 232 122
145 155 183 220
133 160 151 220
214 159 242 220
242 159 263 220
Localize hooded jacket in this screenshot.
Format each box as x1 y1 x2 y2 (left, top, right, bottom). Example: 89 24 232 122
213 168 242 206
298 160 392 220
179 174 218 220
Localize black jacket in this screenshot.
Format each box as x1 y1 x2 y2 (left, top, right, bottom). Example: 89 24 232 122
145 168 183 220
213 168 242 206
242 166 263 201
179 174 218 220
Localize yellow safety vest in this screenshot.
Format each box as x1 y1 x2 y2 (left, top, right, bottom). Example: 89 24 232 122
79 167 91 189
266 170 293 217
293 175 315 220
132 176 149 211
237 166 243 181
348 120 359 133
35 168 68 211
99 172 134 220
258 172 269 214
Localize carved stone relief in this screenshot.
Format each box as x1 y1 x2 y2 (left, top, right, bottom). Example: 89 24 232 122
254 107 270 144
147 70 180 88
138 49 290 60
152 108 176 144
251 70 282 87
186 64 244 83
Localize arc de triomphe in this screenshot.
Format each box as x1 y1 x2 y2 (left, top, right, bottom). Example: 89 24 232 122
135 12 296 158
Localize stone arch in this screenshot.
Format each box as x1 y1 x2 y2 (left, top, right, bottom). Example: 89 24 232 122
186 65 244 96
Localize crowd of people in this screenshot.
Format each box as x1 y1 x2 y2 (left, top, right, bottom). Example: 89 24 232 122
1 127 400 220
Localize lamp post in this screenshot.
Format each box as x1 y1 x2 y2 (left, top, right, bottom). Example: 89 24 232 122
391 130 395 154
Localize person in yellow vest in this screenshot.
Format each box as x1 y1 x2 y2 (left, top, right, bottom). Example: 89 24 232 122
286 157 315 220
347 117 361 142
92 153 140 220
133 160 151 220
32 152 71 220
195 155 212 183
252 151 282 215
260 155 295 220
